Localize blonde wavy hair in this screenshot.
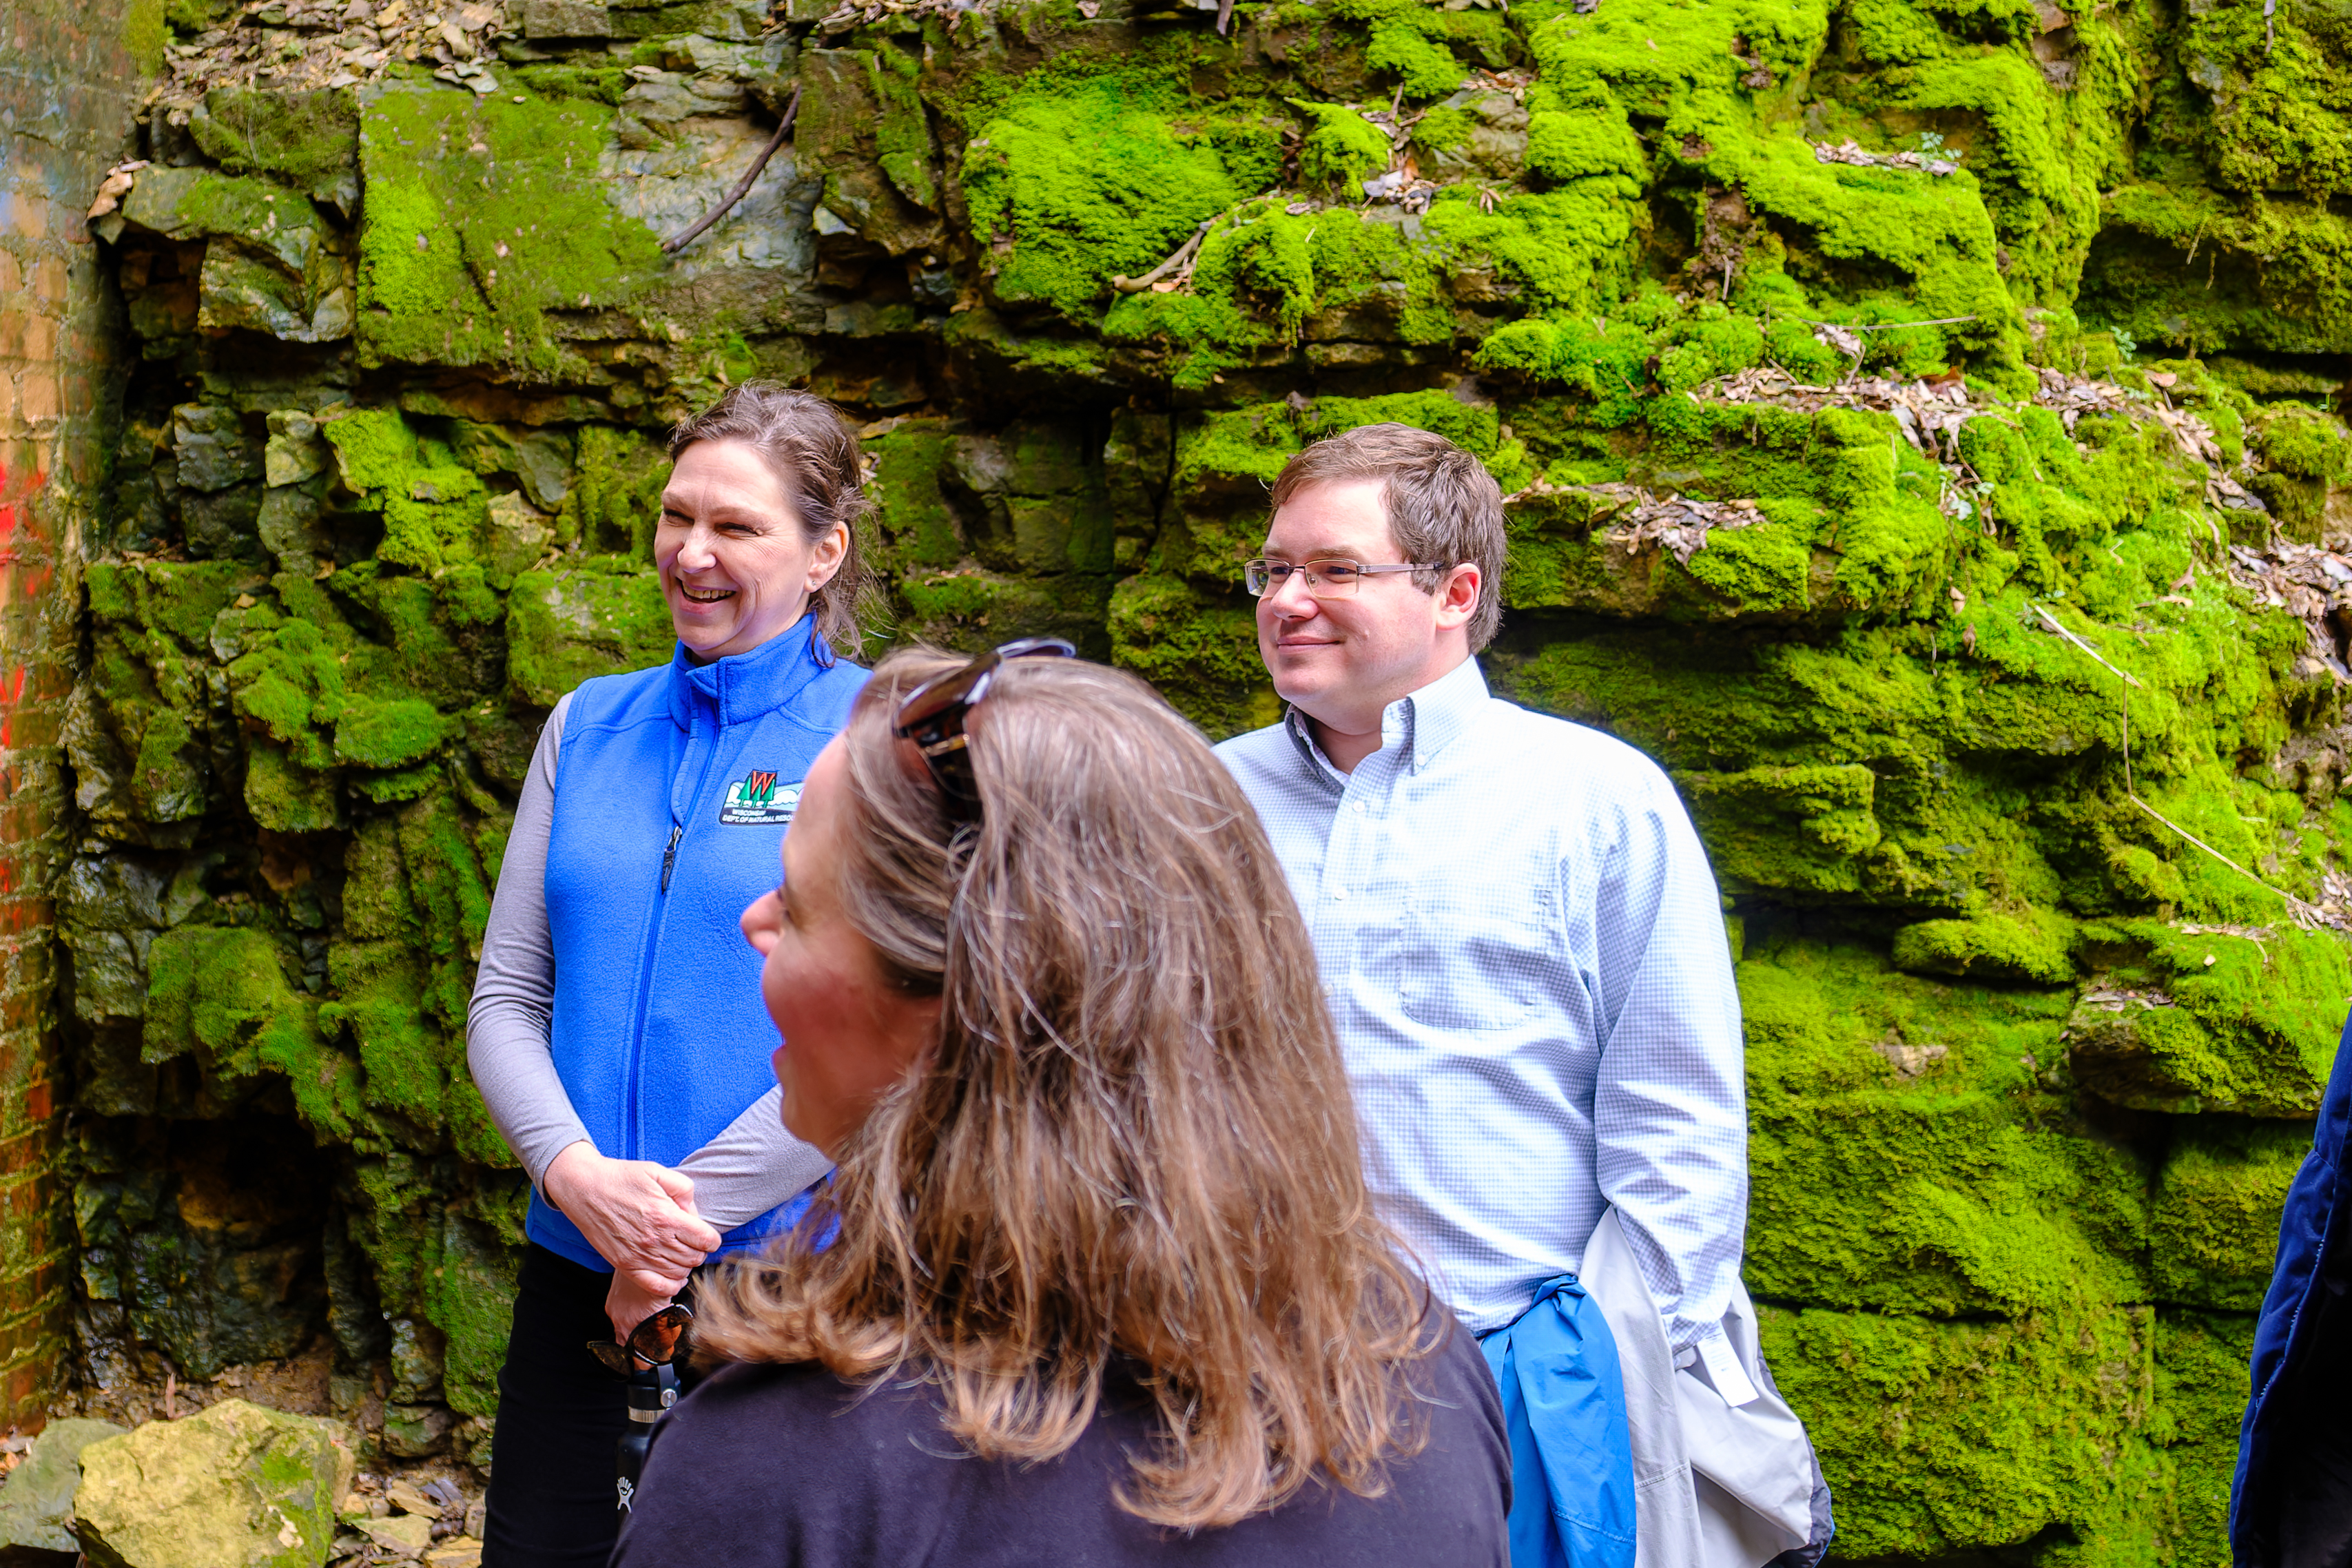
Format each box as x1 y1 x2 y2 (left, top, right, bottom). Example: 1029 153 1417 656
693 648 1439 1529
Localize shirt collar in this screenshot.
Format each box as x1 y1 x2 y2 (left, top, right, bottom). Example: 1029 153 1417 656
1399 657 1489 770
666 615 829 730
1282 656 1489 780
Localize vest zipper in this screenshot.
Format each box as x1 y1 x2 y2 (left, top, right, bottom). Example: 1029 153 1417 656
624 717 725 1164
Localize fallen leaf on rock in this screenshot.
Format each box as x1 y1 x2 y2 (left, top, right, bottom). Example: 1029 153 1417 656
1812 322 1863 362
2079 987 2175 1010
1809 138 1959 175
87 160 148 219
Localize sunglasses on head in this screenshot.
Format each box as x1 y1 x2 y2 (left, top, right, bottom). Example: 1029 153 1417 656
892 638 1077 821
586 1301 693 1377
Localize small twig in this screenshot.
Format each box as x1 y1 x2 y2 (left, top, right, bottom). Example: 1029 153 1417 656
1792 314 1979 332
663 86 802 254
1111 189 1282 292
1113 221 1211 292
2034 604 2142 688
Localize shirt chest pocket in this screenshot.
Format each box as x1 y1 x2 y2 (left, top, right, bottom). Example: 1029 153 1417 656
1396 878 1559 1032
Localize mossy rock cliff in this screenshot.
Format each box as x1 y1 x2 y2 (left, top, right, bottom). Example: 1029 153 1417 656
60 0 2352 1551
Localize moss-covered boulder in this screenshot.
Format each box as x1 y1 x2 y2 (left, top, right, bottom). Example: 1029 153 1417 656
73 1401 355 1568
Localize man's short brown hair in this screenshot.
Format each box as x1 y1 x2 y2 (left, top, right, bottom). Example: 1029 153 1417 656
1268 422 1507 652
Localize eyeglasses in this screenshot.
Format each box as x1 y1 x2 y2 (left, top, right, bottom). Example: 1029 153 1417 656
892 637 1077 820
1244 558 1429 599
586 1302 693 1376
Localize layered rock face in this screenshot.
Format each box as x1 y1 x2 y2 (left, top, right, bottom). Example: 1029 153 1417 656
50 0 2352 1556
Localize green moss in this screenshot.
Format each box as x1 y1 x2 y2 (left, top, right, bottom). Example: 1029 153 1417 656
2179 0 2352 205
510 63 629 104
2067 922 2352 1116
564 425 668 559
1523 97 1647 187
1892 907 2077 983
335 698 457 770
1106 574 1274 737
1291 101 1394 192
1425 184 1647 316
1741 942 2145 1312
325 940 445 1137
321 409 489 575
504 560 674 706
1476 317 1658 422
1763 1301 2162 1560
74 1 2352 1549
145 925 362 1139
229 616 344 770
962 68 1251 315
1413 104 1473 154
2085 186 2352 357
1365 21 1469 99
124 0 166 73
424 1204 521 1419
1106 205 1458 386
2151 1121 2306 1310
1679 764 1884 893
355 86 663 375
87 559 262 646
2246 404 2352 537
866 424 965 570
188 89 360 207
330 564 505 710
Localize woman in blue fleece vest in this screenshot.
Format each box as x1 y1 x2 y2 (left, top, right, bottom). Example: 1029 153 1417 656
466 383 873 1567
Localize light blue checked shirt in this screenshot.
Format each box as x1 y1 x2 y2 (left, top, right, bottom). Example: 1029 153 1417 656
1217 656 1747 1348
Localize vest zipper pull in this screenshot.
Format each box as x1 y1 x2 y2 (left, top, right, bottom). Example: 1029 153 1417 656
660 824 682 893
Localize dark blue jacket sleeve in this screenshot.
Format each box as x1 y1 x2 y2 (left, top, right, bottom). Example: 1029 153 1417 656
2231 1011 2352 1565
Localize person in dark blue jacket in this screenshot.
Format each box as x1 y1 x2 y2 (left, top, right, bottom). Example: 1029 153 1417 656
2234 1011 2352 1568
466 382 874 1568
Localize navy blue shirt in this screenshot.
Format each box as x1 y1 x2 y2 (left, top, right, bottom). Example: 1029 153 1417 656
615 1322 1511 1567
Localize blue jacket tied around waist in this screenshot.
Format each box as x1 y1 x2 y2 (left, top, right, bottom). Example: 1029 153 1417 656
1480 1275 1638 1568
528 622 867 1272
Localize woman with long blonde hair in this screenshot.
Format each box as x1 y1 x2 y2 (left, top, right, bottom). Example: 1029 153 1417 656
612 643 1508 1564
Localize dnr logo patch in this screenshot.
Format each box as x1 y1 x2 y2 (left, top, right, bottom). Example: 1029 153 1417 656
720 769 803 826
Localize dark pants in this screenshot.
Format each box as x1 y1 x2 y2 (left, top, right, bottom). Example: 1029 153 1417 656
483 1244 662 1568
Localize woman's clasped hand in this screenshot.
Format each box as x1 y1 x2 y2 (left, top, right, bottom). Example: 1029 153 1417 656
537 1146 721 1331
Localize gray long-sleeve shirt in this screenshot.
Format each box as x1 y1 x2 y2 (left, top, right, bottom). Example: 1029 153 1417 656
465 693 833 1237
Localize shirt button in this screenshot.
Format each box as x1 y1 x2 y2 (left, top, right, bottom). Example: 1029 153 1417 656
1331 887 1348 901
1351 801 1368 814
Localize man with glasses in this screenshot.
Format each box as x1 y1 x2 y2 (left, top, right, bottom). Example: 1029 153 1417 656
1216 423 1777 1568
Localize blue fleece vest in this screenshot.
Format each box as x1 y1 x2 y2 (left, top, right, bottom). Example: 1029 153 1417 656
529 619 867 1271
